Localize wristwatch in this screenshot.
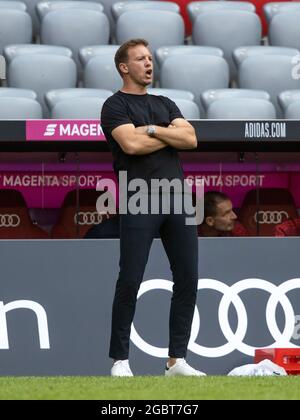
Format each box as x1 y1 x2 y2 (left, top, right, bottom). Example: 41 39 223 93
147 125 156 137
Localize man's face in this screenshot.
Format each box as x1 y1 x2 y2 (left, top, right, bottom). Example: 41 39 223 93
121 45 153 86
209 199 237 232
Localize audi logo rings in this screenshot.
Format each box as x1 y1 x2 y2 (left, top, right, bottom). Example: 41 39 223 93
130 278 300 358
74 212 104 226
0 214 20 228
254 211 289 225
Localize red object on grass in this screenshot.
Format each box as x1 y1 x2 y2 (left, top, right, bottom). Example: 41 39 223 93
255 348 300 375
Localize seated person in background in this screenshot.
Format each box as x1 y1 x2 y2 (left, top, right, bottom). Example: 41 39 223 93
274 218 300 237
198 191 248 237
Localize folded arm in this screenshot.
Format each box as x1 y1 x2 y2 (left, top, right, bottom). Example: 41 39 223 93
111 123 168 155
153 118 198 150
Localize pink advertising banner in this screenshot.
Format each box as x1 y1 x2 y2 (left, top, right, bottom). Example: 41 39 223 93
0 170 298 209
26 120 106 141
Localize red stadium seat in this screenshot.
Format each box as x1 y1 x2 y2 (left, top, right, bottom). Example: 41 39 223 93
51 189 115 239
0 189 49 239
239 188 298 236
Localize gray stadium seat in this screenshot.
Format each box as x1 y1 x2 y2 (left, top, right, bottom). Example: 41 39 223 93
187 1 255 24
4 44 72 64
79 45 120 67
0 10 32 54
192 10 261 78
51 97 106 119
112 1 180 21
8 54 77 117
155 45 223 69
233 46 300 69
278 90 300 114
201 88 271 113
36 1 104 20
39 6 109 69
95 0 122 39
147 88 194 101
20 0 42 36
116 10 184 82
264 2 300 23
0 97 42 118
284 100 300 119
45 88 113 112
172 99 200 119
116 10 184 58
83 54 122 92
0 1 26 11
160 54 229 113
238 55 300 117
0 87 37 99
269 12 300 49
206 97 276 119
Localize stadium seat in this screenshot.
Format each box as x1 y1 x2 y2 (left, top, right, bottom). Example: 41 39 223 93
155 45 223 69
206 97 276 119
274 218 300 236
283 100 300 119
278 90 300 114
264 2 300 23
45 88 113 112
128 85 199 123
160 54 229 112
0 189 49 239
51 97 106 119
241 0 291 36
233 45 300 69
0 97 42 118
36 1 104 20
269 11 300 49
4 44 72 64
7 54 77 117
111 1 180 22
148 88 194 101
39 3 109 69
187 1 255 24
192 10 261 79
116 10 184 80
51 189 115 239
0 87 37 99
239 188 298 236
237 54 300 117
0 9 32 54
95 0 123 39
79 45 120 67
172 99 200 119
0 1 27 11
83 54 122 92
201 88 270 113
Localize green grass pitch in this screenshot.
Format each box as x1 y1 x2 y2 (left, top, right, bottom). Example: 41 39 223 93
0 376 299 400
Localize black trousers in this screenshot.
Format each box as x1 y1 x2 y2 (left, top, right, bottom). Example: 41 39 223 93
109 194 198 360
